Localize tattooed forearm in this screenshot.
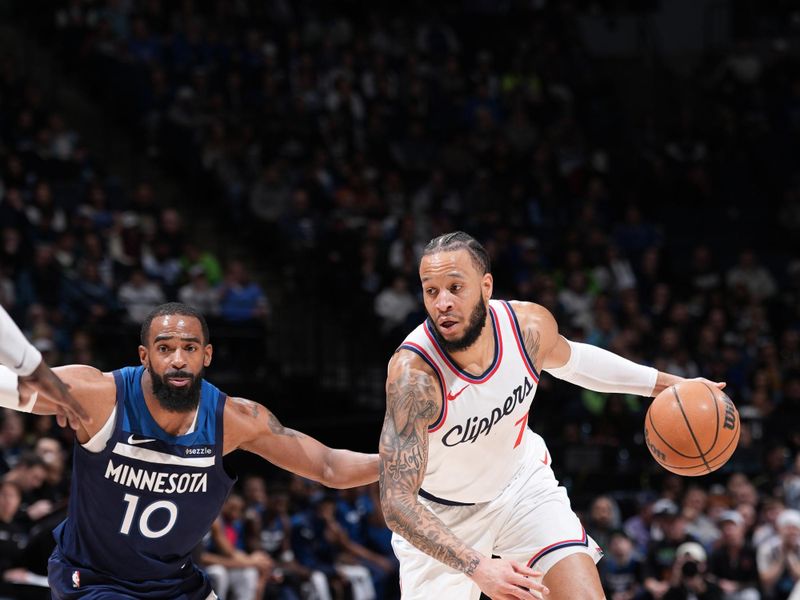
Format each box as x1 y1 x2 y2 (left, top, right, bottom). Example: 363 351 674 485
379 363 483 577
522 327 541 371
384 491 483 575
385 430 426 481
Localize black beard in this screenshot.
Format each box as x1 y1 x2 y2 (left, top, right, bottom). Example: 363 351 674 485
148 365 203 413
428 298 488 353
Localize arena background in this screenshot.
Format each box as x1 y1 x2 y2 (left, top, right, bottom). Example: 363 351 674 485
0 1 799 599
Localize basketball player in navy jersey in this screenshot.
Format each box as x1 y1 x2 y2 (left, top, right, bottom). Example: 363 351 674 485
378 232 725 600
0 302 378 599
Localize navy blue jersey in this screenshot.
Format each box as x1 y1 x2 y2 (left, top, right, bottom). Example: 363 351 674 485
49 366 235 597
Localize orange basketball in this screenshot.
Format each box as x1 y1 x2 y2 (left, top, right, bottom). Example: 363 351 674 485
644 380 740 476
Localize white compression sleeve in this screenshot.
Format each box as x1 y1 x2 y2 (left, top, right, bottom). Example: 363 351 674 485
0 365 36 412
0 305 42 376
544 338 658 397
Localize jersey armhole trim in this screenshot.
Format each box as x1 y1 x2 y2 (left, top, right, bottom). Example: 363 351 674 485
80 405 117 453
500 301 541 382
397 343 448 432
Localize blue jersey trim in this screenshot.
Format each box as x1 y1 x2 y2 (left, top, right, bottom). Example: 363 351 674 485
423 308 500 382
527 528 589 567
501 301 541 380
419 488 475 506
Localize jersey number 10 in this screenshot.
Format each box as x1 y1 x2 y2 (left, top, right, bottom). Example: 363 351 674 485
119 493 179 538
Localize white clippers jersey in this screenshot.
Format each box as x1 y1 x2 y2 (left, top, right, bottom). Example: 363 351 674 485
399 299 541 504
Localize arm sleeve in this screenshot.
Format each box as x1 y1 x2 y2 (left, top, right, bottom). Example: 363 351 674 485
0 306 42 376
544 338 658 397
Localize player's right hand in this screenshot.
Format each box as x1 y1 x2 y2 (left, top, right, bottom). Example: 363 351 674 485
19 361 90 430
471 557 550 599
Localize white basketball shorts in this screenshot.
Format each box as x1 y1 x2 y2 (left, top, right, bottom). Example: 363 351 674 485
391 434 603 599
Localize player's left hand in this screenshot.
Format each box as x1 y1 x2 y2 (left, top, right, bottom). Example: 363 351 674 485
19 361 90 430
687 377 726 390
472 557 549 599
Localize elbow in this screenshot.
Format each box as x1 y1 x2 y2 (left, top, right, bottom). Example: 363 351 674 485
319 456 355 489
380 496 410 533
319 464 340 489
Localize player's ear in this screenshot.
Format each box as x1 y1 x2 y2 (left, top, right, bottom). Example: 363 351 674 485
138 345 147 365
482 272 493 300
203 344 213 367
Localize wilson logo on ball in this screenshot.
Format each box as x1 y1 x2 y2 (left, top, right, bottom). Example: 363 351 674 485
722 396 736 431
644 428 666 462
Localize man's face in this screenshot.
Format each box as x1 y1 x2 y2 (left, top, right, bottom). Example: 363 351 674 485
0 483 21 517
23 465 47 491
139 314 212 413
420 250 492 353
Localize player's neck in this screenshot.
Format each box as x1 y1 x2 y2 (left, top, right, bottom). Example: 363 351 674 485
140 370 199 436
447 315 495 375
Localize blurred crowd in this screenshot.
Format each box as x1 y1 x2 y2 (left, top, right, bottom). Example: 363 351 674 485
0 51 271 374
1 0 800 598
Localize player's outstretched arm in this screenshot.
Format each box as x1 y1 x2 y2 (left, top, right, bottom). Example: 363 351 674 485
226 397 379 489
0 305 90 428
379 351 548 599
4 364 114 442
510 301 724 397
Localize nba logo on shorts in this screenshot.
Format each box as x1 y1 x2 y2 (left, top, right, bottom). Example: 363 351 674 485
71 570 80 588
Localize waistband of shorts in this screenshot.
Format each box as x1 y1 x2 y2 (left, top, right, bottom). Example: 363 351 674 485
418 488 476 506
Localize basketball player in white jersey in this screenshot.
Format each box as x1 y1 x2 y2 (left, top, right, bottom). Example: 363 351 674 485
379 232 725 600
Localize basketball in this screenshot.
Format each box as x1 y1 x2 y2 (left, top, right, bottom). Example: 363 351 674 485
644 380 740 476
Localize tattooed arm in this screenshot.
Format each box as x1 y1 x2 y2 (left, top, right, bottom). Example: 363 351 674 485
380 351 546 597
379 350 482 573
225 396 379 488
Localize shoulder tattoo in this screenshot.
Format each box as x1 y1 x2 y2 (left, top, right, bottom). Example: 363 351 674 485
230 397 302 438
522 327 541 371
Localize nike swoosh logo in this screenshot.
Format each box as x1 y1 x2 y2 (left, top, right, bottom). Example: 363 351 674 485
541 451 549 466
127 435 156 445
446 384 470 401
13 347 26 370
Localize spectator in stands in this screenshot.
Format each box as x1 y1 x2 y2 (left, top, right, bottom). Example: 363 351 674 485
0 480 26 576
141 240 183 292
218 260 269 323
664 542 724 600
293 495 387 600
784 455 800 512
727 250 777 302
202 494 274 600
682 486 721 548
0 410 25 475
116 267 166 323
16 244 63 312
625 493 657 559
243 477 331 600
178 265 220 317
588 495 622 554
755 498 788 548
709 510 760 600
180 242 223 287
373 274 419 349
1 452 47 514
59 259 118 329
645 499 699 599
32 437 68 506
757 509 800 600
599 529 645 600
